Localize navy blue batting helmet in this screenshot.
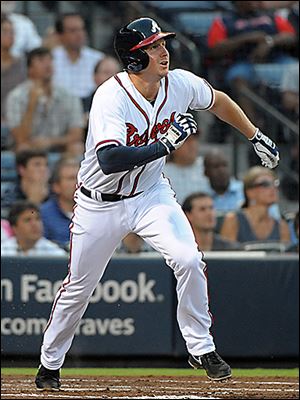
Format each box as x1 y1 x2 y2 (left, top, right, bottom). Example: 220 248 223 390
114 17 176 72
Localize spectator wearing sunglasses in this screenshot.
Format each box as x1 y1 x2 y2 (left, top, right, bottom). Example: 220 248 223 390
220 166 290 245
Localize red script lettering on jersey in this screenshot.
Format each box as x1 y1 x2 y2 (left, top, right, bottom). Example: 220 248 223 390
126 112 176 147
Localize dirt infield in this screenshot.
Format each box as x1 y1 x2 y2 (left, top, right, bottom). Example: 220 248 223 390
1 375 299 399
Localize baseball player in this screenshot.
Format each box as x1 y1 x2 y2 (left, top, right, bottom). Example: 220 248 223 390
35 17 279 390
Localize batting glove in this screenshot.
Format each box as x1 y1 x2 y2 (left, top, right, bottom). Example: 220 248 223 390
249 128 280 169
160 113 197 153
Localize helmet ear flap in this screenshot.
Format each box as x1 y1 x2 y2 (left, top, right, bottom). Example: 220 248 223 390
114 28 150 72
126 49 149 72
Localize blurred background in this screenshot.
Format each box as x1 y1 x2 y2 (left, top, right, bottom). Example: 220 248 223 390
1 0 299 368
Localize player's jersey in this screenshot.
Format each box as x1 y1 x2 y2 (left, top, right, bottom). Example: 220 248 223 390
78 69 215 196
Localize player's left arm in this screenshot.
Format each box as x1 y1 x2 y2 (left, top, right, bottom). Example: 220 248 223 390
209 90 280 169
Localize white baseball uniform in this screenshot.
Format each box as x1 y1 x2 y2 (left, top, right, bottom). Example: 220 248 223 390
40 69 217 369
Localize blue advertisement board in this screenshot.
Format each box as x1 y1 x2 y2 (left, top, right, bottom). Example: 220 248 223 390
1 256 175 356
1 254 299 359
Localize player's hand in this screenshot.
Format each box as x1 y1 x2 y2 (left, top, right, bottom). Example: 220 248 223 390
159 113 197 153
249 128 279 169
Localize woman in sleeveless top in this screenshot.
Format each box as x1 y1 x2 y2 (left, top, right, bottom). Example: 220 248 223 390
220 166 290 245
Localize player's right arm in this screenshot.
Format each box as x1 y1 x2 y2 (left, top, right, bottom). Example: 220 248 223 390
97 113 197 175
97 142 168 175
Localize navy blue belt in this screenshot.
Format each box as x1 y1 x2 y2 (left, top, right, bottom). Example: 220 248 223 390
80 186 142 202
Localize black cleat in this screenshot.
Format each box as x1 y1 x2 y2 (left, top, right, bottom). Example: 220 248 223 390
188 351 232 381
35 365 61 391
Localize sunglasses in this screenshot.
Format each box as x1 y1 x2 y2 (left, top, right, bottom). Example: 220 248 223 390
251 179 280 188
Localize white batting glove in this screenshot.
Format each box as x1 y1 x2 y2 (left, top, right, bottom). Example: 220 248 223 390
160 113 197 153
249 128 280 169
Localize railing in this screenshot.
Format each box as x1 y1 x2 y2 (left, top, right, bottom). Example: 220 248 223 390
240 85 298 138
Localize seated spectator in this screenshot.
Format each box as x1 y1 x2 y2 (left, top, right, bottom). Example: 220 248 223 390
207 1 297 126
163 130 208 205
286 211 299 253
1 218 14 242
1 1 42 57
52 13 105 99
182 192 241 251
5 47 84 153
1 200 66 256
280 62 299 120
40 157 80 249
1 149 50 209
220 166 290 245
1 15 27 122
82 55 122 117
203 149 244 213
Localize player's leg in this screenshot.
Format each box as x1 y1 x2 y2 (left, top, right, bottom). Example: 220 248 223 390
132 182 231 380
40 202 128 370
132 182 215 356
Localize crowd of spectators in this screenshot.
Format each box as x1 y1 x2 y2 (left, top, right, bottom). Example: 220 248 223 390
1 1 298 257
206 1 297 128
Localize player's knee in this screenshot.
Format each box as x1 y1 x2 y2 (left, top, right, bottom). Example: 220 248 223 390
171 248 202 271
65 284 94 303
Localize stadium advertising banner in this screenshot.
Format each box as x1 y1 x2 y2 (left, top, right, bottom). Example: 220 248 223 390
1 254 299 359
1 256 175 356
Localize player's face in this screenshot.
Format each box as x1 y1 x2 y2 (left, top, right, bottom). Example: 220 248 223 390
144 39 170 78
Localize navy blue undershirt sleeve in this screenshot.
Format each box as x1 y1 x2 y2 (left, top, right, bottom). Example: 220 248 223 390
97 142 168 175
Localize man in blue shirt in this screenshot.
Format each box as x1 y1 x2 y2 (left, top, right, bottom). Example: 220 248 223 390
204 149 244 211
40 157 80 250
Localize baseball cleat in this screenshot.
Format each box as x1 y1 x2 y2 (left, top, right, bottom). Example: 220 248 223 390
35 365 61 391
188 351 232 381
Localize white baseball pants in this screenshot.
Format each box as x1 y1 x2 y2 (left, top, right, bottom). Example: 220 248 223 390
40 181 215 369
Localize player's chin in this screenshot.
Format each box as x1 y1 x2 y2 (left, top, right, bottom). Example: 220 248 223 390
158 65 169 77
